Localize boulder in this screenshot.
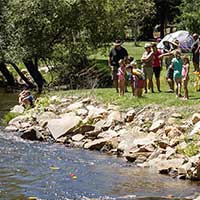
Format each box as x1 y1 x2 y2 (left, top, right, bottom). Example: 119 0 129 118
149 120 165 133
84 138 110 150
165 146 176 159
73 125 95 135
8 115 29 129
171 113 183 119
107 111 122 122
10 105 25 113
190 121 200 136
125 152 152 163
85 128 102 139
5 125 18 132
98 130 120 139
178 161 192 176
94 118 118 131
76 108 88 117
81 97 91 104
47 115 81 140
87 105 107 120
21 128 44 141
167 127 183 138
37 112 58 124
72 134 85 142
67 102 83 111
192 113 200 125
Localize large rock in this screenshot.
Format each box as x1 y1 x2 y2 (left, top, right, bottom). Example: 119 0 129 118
67 102 83 111
87 105 107 119
21 128 44 141
84 138 110 150
10 105 25 113
72 134 85 142
73 125 95 135
8 115 29 129
190 121 200 136
85 128 102 139
149 120 165 133
47 115 81 140
98 130 120 139
37 111 58 122
107 111 122 122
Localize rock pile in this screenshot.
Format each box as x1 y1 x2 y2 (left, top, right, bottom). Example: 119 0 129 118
5 95 200 181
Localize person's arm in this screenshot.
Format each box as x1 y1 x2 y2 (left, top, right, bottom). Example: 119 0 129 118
141 51 153 63
195 45 200 54
185 63 189 77
159 51 173 59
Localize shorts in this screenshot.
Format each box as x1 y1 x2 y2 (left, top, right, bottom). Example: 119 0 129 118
142 66 153 80
166 67 174 80
153 66 161 78
135 79 145 88
193 54 199 64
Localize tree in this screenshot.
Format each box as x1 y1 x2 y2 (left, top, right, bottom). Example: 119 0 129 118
154 0 181 38
178 0 200 33
124 0 155 44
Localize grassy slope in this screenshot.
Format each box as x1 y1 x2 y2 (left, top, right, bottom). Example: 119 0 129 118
48 42 200 111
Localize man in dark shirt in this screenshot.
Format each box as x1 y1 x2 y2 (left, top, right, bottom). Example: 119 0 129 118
191 33 200 72
108 40 128 92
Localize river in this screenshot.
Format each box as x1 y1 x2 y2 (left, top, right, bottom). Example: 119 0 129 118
0 89 200 200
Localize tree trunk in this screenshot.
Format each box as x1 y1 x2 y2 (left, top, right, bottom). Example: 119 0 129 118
10 62 35 89
0 62 15 86
23 59 45 93
160 15 165 39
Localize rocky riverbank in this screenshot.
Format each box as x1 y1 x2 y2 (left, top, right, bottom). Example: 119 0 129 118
5 94 200 181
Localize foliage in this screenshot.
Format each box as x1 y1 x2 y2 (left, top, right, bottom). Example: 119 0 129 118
177 139 200 157
178 0 200 33
2 112 21 125
124 0 155 43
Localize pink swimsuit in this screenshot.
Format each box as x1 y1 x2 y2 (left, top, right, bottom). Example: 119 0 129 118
118 67 125 81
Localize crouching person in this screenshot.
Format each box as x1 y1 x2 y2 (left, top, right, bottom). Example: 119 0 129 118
126 61 145 97
18 89 34 108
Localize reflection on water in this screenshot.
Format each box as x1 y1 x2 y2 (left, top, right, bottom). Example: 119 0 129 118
0 131 200 200
0 89 17 120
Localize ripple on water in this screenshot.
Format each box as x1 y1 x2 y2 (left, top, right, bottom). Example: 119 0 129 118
0 130 200 200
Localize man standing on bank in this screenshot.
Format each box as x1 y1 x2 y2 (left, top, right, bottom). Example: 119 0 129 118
108 39 128 93
191 33 200 72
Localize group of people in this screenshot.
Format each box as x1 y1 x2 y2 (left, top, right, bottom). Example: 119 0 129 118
108 35 198 100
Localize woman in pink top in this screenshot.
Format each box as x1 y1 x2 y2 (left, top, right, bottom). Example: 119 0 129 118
117 59 126 96
151 42 162 92
182 56 190 100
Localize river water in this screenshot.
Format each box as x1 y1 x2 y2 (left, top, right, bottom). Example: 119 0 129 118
0 89 200 200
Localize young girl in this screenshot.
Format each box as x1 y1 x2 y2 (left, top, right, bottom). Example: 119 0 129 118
117 59 126 96
182 56 190 100
171 50 183 98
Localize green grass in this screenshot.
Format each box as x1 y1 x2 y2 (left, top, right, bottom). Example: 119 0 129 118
50 41 200 109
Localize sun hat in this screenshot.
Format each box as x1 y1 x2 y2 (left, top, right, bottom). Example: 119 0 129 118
169 39 180 47
113 39 122 46
144 43 152 48
163 40 170 45
130 61 137 66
